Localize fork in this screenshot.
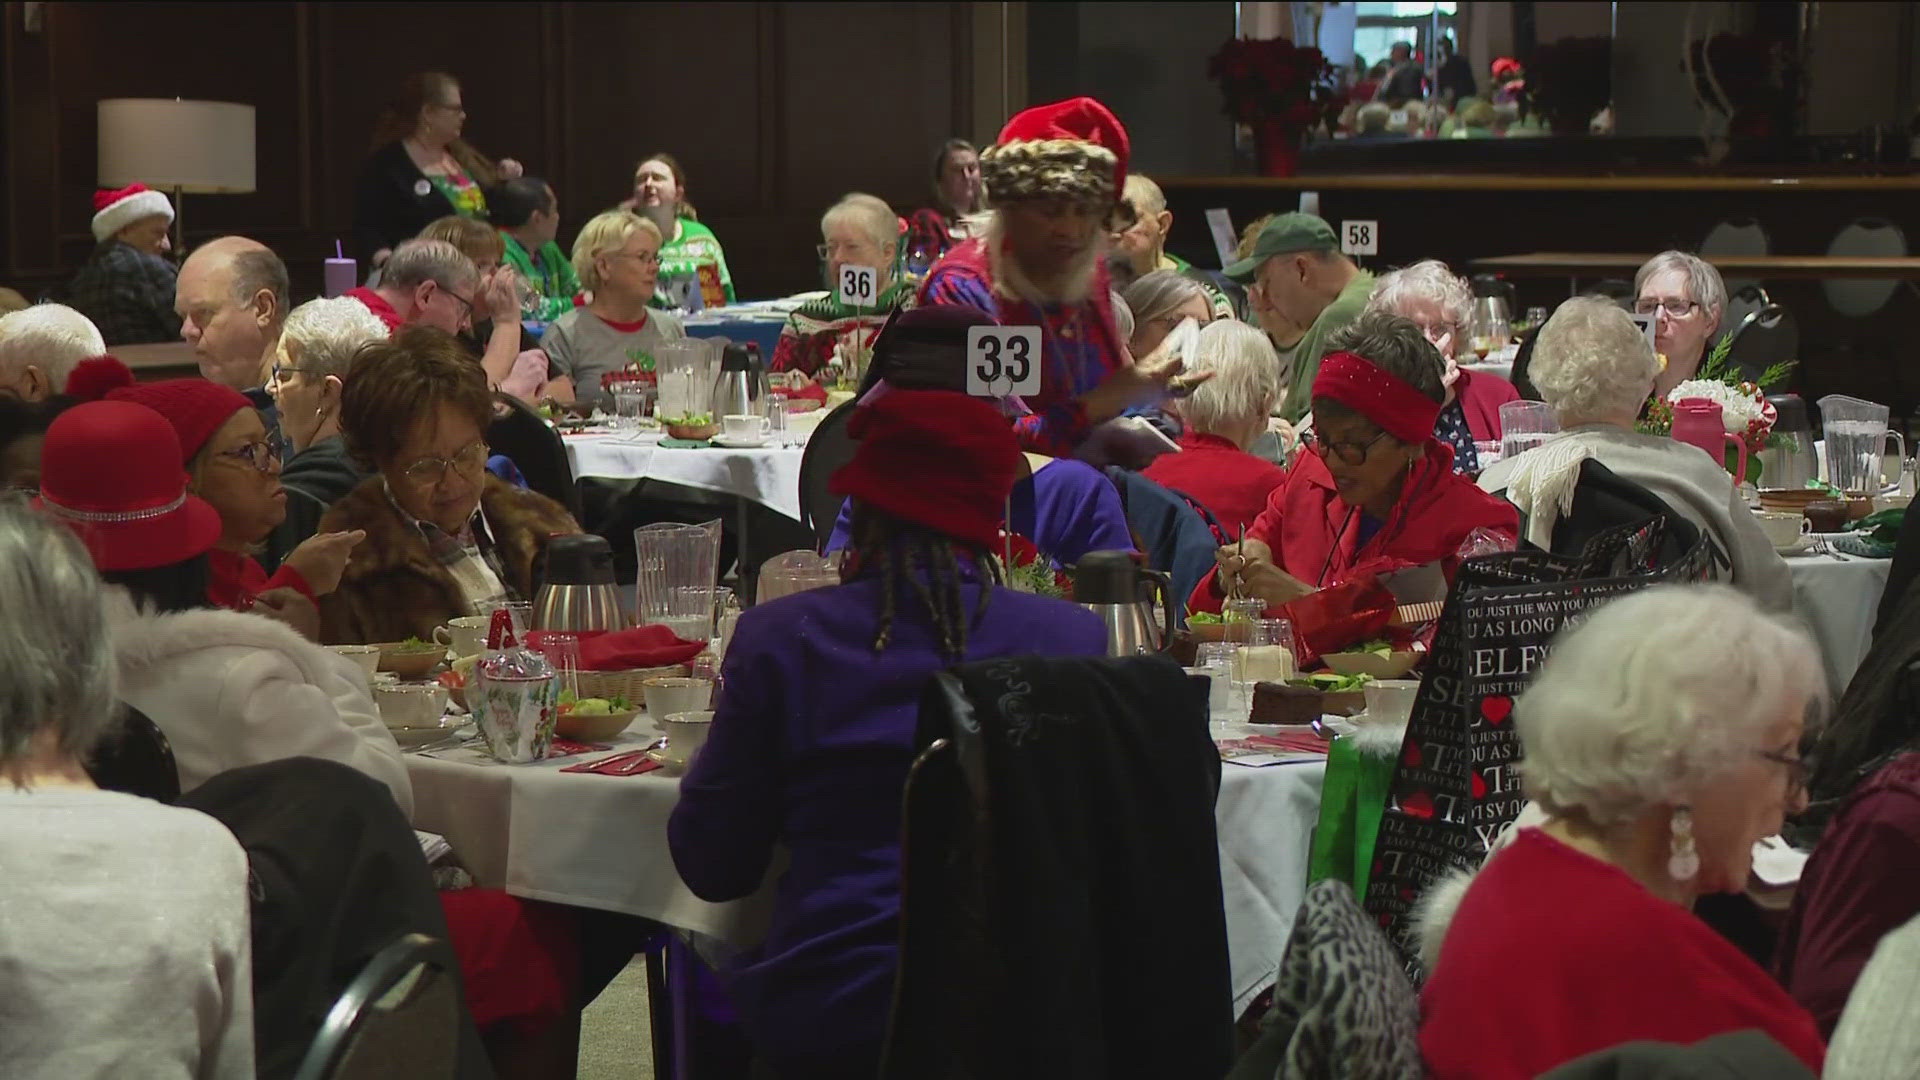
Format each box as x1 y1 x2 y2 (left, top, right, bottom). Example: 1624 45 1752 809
1810 536 1847 562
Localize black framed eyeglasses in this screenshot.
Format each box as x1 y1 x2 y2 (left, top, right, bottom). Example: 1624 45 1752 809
1633 298 1700 318
1304 428 1391 467
403 441 489 486
216 439 282 474
269 364 309 384
1756 748 1810 800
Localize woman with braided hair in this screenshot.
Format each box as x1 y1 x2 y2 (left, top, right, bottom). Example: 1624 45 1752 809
668 387 1106 1075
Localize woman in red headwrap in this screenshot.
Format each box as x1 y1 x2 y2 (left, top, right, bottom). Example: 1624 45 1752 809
1191 312 1517 648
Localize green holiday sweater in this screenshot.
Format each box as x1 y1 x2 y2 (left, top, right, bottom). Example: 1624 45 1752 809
499 233 581 323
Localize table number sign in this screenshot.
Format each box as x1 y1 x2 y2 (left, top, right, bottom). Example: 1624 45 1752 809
837 264 878 307
1630 312 1657 352
1341 220 1379 257
966 326 1042 398
1205 208 1238 270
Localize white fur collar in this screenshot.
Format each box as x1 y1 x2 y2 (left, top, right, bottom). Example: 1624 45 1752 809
102 587 333 684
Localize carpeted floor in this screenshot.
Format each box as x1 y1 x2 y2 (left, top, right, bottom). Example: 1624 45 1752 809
579 957 655 1078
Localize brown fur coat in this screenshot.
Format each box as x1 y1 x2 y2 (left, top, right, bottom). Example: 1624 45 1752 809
317 474 579 645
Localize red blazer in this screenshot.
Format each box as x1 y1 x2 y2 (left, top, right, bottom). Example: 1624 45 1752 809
1142 432 1288 538
1454 368 1523 444
1188 440 1519 615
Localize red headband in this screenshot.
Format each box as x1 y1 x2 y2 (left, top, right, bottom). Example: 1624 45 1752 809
1311 351 1441 445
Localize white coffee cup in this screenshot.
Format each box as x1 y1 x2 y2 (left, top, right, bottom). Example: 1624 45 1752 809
721 414 771 444
1361 679 1421 728
434 615 490 657
643 677 713 729
374 683 450 729
327 644 381 678
1755 510 1812 548
662 710 714 767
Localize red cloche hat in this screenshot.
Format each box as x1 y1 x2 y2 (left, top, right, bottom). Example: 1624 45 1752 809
34 401 222 573
980 96 1129 205
830 388 1024 551
105 378 254 464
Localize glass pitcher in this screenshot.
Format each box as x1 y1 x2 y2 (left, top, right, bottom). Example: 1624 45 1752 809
757 549 843 604
1819 394 1906 494
633 519 723 639
654 339 718 423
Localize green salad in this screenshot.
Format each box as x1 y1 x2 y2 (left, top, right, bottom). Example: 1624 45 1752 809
557 690 636 715
391 636 441 653
1287 672 1374 694
1187 611 1223 626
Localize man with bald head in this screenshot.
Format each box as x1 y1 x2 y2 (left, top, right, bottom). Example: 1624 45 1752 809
175 235 290 393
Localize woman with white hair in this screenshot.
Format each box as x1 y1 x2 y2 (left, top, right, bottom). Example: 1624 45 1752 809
1476 296 1790 610
541 208 687 407
0 303 105 402
771 193 910 382
1121 269 1215 361
0 496 254 1079
1143 320 1291 535
1420 583 1826 1077
266 297 394 557
1366 259 1521 475
1636 250 1727 399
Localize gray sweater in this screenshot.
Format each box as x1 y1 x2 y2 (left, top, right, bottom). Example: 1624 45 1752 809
1827 911 1920 1079
0 787 253 1079
1477 423 1794 612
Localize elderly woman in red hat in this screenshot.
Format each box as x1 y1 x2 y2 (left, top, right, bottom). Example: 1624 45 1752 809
670 387 1108 1075
921 96 1192 456
33 398 408 811
1195 311 1519 650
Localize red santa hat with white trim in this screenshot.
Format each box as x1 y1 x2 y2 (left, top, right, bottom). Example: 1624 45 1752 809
979 96 1129 207
91 184 174 243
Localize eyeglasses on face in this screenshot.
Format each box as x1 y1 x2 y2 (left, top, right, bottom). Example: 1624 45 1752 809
816 242 876 260
402 441 489 486
1304 427 1391 467
1633 298 1700 318
1755 748 1810 801
608 250 663 267
216 439 282 474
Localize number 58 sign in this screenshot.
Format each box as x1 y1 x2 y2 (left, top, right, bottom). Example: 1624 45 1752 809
965 326 1041 397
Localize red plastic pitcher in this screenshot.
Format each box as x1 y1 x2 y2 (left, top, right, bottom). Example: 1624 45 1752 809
1671 397 1747 486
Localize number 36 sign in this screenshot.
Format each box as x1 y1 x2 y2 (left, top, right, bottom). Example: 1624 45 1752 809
836 264 878 307
965 326 1042 397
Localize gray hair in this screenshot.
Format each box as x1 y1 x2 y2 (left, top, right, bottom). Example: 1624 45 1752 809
1367 259 1471 332
0 496 117 779
1123 174 1167 217
1635 251 1727 320
383 238 478 293
0 303 105 390
1531 296 1660 422
281 297 393 382
1122 270 1208 332
1517 583 1824 828
1110 292 1134 343
1178 320 1280 435
229 248 291 326
821 192 899 254
1323 311 1446 402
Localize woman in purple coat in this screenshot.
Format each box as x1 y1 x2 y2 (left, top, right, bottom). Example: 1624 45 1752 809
668 388 1108 1075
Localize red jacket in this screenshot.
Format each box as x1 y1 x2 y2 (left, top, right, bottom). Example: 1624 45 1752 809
1454 368 1522 444
1142 431 1288 538
1188 441 1519 615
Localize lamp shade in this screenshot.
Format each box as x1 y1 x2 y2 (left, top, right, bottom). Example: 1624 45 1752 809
97 99 255 194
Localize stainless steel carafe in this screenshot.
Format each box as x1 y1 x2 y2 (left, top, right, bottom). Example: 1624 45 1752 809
1071 550 1177 656
710 342 769 418
533 534 631 632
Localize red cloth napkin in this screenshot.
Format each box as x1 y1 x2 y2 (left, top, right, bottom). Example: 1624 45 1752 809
526 625 705 671
781 381 829 406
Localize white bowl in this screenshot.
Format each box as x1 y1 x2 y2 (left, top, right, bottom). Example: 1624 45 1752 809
373 683 450 730
328 644 381 678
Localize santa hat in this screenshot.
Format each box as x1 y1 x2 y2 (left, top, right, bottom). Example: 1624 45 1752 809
91 184 174 243
980 97 1129 206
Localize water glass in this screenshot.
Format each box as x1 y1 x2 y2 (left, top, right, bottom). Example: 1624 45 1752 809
667 585 732 642
612 387 649 430
764 393 791 447
491 601 535 639
1499 400 1558 461
533 631 582 701
1222 596 1265 643
1194 641 1246 718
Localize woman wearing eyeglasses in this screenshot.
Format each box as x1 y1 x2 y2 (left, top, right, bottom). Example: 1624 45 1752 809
70 359 365 630
1193 312 1518 641
1635 250 1727 400
540 209 687 409
317 326 579 645
770 193 910 382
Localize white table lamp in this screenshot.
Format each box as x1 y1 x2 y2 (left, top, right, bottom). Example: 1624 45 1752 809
97 98 256 252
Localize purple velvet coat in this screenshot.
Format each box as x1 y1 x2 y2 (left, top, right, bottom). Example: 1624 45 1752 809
667 574 1106 1062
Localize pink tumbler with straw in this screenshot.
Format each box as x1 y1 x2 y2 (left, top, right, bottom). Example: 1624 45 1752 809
323 240 357 298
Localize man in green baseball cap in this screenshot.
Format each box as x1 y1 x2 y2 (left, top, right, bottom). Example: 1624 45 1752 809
1225 212 1372 423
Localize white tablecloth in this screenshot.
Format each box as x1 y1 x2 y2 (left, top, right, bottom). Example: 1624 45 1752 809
1786 545 1892 693
405 713 1324 1015
564 431 806 522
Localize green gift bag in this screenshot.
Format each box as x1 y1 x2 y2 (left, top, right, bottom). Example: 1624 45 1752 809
1307 734 1401 898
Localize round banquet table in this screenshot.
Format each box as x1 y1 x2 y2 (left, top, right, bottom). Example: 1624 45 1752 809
403 711 1325 1018
563 430 807 523
1786 542 1892 693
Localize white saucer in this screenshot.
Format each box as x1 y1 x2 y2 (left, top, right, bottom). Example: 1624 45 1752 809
709 435 771 449
1774 536 1810 555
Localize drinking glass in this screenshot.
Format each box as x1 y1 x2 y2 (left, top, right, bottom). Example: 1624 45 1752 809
1222 596 1265 643
1499 400 1558 461
612 387 648 430
533 631 582 701
1195 641 1246 719
491 602 535 639
765 393 791 447
667 585 733 642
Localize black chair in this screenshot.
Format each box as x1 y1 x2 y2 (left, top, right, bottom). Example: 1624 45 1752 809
884 654 1234 1078
486 395 581 520
797 399 859 551
1719 285 1798 385
291 932 462 1080
85 704 179 803
1548 458 1715 577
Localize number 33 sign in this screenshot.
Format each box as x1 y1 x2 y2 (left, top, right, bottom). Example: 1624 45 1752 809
836 265 877 306
966 326 1042 397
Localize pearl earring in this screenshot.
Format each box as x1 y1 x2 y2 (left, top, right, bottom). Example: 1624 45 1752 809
1667 805 1699 881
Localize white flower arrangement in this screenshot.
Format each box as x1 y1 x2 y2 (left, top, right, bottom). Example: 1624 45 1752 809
1665 378 1773 441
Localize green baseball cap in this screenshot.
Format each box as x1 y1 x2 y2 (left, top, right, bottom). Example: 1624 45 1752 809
1222 212 1338 283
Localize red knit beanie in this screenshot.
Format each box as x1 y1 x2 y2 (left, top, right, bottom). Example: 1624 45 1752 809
830 389 1023 551
104 379 254 464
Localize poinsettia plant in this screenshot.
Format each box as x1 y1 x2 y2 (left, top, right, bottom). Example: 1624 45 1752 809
995 531 1071 599
1207 36 1342 134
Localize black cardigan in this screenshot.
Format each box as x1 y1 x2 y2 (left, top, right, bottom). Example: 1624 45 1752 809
352 140 466 266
